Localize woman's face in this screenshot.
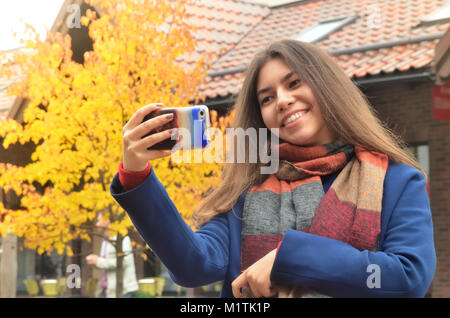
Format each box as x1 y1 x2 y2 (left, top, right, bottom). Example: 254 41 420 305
96 214 110 229
256 58 336 147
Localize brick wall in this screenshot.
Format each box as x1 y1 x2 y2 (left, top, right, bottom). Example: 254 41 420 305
365 80 450 297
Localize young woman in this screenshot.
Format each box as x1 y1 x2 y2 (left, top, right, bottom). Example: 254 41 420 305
110 40 436 298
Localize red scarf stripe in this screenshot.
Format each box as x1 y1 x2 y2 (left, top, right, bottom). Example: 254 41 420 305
278 143 329 161
241 235 283 271
306 188 381 250
291 152 349 174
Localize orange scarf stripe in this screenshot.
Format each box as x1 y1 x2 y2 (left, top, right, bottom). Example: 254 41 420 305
355 146 389 171
249 175 322 194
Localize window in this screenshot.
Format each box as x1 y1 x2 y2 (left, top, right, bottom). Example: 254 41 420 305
294 15 358 43
420 1 450 26
408 143 430 178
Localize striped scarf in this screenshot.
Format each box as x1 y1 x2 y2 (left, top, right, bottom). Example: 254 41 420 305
241 140 388 297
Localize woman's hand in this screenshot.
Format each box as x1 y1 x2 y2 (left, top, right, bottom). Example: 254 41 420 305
122 103 175 172
232 249 279 298
86 254 99 265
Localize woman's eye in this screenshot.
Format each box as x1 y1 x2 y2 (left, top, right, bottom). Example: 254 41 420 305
260 96 271 105
289 79 301 88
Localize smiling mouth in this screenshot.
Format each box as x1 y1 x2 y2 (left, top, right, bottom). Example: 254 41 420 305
282 110 309 127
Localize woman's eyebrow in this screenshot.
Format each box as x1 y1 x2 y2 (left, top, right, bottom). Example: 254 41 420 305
256 71 295 97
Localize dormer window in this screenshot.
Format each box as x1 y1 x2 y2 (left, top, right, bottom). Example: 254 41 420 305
294 15 358 43
419 1 450 26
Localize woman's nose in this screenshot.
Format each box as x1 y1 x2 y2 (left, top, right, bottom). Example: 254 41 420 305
276 90 294 112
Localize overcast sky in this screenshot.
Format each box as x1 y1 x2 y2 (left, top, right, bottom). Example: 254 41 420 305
0 0 65 51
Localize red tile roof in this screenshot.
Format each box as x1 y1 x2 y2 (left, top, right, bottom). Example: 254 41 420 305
178 0 270 67
200 0 450 99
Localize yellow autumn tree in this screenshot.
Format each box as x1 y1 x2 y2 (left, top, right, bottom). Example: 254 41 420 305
0 0 232 297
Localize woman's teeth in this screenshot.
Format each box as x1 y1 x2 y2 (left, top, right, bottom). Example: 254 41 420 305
283 111 305 126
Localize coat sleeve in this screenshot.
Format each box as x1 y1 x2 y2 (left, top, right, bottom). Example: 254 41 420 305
96 241 117 270
96 237 133 270
110 168 230 287
270 163 436 297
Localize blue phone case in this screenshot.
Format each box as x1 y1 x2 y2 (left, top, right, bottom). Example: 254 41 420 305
142 105 211 150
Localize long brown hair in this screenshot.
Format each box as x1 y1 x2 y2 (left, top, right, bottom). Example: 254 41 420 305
192 39 425 227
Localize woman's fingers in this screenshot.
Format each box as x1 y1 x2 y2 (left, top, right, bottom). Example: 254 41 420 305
124 129 175 168
123 103 163 132
141 128 178 151
231 271 248 298
231 249 279 298
145 149 173 162
131 112 174 140
232 271 264 298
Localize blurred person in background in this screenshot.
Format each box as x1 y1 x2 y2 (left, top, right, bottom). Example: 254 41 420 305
86 213 138 298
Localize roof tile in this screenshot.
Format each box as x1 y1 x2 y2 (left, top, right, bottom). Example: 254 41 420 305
411 55 433 68
395 48 416 61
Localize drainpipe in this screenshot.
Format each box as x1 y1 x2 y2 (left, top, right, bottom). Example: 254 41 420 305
355 71 434 85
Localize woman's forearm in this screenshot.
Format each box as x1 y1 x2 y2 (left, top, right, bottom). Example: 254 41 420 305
111 168 230 287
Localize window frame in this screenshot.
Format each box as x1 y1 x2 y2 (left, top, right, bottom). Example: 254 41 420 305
419 1 450 26
293 15 358 43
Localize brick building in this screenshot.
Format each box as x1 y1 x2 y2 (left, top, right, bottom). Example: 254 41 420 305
367 80 450 297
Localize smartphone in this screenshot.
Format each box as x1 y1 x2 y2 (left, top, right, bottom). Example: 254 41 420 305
142 105 211 150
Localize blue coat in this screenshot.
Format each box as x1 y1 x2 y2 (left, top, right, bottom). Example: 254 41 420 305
110 161 436 297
